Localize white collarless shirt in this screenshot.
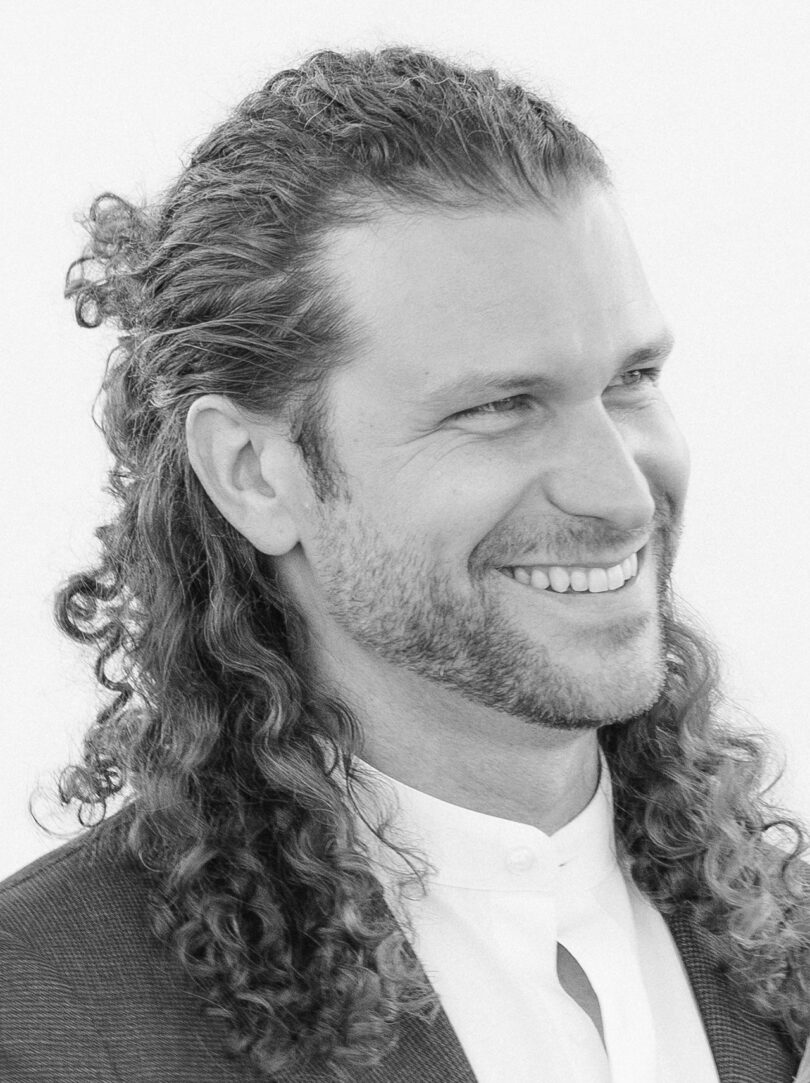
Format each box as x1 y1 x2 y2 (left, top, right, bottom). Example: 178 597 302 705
354 760 720 1083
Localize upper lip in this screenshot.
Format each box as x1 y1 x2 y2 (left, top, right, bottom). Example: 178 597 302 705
503 542 647 570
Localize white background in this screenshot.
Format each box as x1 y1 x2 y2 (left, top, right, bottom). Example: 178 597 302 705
1 0 809 878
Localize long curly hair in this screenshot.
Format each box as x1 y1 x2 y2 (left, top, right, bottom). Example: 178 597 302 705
51 46 809 1077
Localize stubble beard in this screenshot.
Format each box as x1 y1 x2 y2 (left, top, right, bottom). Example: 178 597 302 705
311 501 680 732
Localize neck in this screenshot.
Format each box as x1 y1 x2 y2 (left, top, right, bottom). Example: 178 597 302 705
312 627 602 835
362 722 600 835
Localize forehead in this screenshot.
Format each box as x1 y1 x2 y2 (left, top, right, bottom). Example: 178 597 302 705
320 191 666 403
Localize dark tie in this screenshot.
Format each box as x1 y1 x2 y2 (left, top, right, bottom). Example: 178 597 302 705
557 942 605 1045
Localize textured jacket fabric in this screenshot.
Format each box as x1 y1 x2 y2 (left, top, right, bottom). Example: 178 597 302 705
0 807 800 1083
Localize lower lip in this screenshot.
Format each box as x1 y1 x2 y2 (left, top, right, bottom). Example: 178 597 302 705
499 546 648 600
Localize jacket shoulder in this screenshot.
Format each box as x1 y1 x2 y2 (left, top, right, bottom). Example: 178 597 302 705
0 807 142 940
0 807 257 1082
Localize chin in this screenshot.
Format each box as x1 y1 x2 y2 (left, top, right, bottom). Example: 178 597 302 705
503 621 667 730
562 637 666 725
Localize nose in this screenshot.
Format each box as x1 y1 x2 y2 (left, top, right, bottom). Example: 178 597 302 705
542 402 655 533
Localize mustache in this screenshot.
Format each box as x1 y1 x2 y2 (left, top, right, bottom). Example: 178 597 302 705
470 493 681 571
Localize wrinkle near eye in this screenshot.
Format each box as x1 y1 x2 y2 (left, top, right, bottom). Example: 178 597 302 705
378 429 506 482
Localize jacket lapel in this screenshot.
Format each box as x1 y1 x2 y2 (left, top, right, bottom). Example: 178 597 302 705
665 908 798 1083
271 996 477 1083
371 911 802 1083
350 932 477 1083
277 902 798 1082
272 922 478 1083
353 1006 478 1083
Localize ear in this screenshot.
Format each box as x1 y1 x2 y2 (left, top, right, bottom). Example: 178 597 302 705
185 395 301 556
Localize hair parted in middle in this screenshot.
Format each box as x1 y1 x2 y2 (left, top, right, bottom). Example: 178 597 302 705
54 46 809 1079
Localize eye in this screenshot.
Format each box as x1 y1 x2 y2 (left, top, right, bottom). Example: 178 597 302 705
612 368 662 390
453 394 534 420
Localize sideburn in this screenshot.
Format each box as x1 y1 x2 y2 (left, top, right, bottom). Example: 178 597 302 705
290 391 350 504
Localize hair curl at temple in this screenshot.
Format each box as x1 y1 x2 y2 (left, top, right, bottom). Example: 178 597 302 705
51 46 809 1076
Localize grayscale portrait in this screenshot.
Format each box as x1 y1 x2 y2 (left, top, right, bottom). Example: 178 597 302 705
2 5 809 1082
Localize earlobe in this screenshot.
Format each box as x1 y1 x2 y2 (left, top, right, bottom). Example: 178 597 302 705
185 395 301 556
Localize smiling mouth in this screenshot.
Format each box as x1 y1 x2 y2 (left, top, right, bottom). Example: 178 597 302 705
498 546 644 595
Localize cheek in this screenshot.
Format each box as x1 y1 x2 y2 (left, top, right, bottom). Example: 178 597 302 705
637 408 691 512
382 447 534 555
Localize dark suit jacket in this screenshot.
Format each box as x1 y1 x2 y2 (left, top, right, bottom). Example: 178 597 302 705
0 808 799 1082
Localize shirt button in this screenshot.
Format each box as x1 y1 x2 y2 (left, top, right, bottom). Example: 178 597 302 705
506 846 535 873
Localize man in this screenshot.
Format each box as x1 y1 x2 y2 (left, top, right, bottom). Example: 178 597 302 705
0 46 806 1083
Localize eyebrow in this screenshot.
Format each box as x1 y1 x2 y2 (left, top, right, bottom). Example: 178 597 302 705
424 331 676 404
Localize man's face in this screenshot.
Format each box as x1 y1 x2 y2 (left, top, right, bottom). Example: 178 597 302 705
280 188 689 729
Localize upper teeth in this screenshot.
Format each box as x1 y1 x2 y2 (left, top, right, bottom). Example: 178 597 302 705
509 551 639 594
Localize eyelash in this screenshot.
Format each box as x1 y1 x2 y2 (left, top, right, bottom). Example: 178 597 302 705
453 369 662 419
454 395 533 419
618 367 662 390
